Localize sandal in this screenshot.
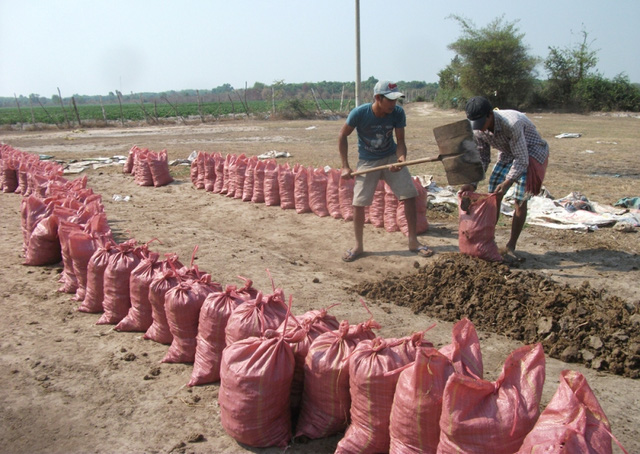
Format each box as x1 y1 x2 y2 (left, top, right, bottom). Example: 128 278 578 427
342 248 362 262
412 245 435 258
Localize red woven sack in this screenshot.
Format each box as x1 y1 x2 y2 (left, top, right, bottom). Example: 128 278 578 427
383 183 400 232
188 285 251 386
308 167 329 217
57 220 83 294
397 177 429 236
220 153 232 194
251 159 267 203
293 165 311 214
339 175 355 221
278 307 340 415
388 318 483 453
23 211 62 266
144 267 181 345
368 180 386 227
162 276 216 363
438 318 484 379
517 370 614 454
225 288 288 346
68 231 99 302
219 328 295 448
437 343 546 454
203 152 216 192
232 154 248 199
78 239 117 313
148 150 173 187
278 163 295 209
458 191 503 262
389 348 456 454
336 334 430 454
212 152 225 193
133 148 154 186
295 319 380 440
326 168 342 219
115 251 162 332
242 156 257 201
264 160 280 206
97 240 143 325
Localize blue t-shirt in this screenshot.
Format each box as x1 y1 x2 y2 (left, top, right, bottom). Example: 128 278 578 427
346 103 406 161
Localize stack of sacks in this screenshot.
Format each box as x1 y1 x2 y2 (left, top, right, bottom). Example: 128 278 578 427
123 145 174 187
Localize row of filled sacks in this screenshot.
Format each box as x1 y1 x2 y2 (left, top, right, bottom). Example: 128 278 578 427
1 143 66 195
189 151 429 236
122 145 174 187
19 176 113 269
216 315 617 453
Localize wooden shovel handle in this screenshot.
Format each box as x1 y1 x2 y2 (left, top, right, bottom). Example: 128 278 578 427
351 155 440 176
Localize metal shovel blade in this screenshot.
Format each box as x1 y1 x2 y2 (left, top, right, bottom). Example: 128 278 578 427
433 119 485 185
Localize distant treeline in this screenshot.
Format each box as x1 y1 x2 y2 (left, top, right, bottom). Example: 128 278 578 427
0 78 438 127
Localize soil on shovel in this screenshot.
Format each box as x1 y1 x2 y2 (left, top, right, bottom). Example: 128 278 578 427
352 253 640 379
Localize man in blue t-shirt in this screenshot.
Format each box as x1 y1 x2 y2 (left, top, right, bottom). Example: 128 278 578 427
338 80 434 262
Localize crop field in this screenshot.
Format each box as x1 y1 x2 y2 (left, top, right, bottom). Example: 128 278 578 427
0 98 347 126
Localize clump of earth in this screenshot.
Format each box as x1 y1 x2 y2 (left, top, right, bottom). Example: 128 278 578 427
352 253 640 378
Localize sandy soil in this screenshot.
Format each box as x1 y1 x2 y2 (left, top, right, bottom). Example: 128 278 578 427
1 103 639 453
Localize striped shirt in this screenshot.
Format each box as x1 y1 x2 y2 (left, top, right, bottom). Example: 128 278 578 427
473 110 549 181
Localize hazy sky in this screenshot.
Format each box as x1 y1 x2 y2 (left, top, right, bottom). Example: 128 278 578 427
1 0 639 98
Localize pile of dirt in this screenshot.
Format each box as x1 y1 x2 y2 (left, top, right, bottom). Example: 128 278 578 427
352 253 640 378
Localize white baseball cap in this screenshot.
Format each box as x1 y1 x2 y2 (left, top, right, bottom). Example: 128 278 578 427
373 80 405 100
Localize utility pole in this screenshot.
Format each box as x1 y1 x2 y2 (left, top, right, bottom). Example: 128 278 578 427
355 0 361 107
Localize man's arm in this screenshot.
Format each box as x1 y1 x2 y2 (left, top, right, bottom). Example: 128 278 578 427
339 123 355 178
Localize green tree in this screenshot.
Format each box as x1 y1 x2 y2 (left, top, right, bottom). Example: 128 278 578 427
444 14 539 108
544 27 599 108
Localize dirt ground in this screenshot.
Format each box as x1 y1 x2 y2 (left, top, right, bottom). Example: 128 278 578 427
1 103 639 453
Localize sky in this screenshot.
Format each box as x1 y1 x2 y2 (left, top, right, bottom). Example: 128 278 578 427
1 0 639 98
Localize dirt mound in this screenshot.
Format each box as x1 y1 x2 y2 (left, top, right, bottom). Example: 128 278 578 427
352 253 640 378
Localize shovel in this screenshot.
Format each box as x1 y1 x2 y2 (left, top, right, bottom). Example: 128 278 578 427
351 119 485 186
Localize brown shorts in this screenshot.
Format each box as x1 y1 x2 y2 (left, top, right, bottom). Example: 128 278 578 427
352 155 418 206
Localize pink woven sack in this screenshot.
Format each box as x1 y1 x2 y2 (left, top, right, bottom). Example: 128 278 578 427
335 334 431 454
188 284 252 386
224 288 288 346
251 159 267 203
339 175 355 221
293 165 311 214
115 251 162 332
278 163 295 209
308 167 329 217
144 266 181 345
389 318 483 454
383 183 400 233
212 152 225 193
368 180 386 227
295 318 380 440
437 343 546 454
278 307 340 415
162 275 217 363
397 177 429 236
97 240 143 325
219 327 295 448
264 160 280 206
78 239 117 313
389 348 455 454
458 191 503 262
517 370 615 454
148 150 173 187
326 168 342 219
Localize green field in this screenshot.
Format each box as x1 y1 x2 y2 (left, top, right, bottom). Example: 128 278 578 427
0 98 348 126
